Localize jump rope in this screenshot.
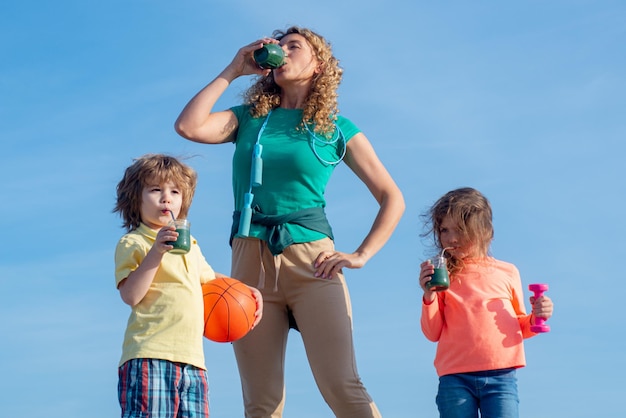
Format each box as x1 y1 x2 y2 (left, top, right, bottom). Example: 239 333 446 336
237 110 347 236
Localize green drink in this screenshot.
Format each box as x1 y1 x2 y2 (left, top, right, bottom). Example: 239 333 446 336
427 255 449 291
254 43 285 69
167 219 191 255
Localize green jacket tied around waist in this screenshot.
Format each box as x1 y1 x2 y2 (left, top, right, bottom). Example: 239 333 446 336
230 206 334 256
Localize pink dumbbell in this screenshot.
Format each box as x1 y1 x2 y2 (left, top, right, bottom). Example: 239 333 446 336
529 283 550 333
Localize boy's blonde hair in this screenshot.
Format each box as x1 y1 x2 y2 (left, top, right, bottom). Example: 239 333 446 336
423 187 494 275
113 154 197 231
244 26 342 136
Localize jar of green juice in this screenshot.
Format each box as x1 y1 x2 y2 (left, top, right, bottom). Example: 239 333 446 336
427 255 450 291
167 219 191 255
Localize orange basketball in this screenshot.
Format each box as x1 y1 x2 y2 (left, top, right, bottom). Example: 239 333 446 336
202 277 256 343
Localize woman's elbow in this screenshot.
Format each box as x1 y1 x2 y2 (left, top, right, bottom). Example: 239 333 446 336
395 190 406 214
174 119 193 140
382 186 406 218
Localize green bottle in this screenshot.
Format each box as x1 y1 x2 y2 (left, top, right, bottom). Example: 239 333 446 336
254 44 285 69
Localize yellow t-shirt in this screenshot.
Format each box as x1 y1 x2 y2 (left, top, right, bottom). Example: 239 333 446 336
115 223 215 369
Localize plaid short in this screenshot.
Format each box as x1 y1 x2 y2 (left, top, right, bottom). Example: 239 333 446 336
118 358 209 418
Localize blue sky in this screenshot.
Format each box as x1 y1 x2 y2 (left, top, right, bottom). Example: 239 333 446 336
2 1 624 417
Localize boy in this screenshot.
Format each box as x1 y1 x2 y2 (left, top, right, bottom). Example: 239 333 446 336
113 154 262 417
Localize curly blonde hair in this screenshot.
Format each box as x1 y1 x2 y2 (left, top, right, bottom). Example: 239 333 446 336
113 154 197 232
421 187 494 276
244 26 342 136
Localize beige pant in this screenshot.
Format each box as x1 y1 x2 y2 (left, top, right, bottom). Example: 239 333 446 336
231 237 382 418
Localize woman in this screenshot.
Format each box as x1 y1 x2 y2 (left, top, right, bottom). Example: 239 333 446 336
175 26 404 418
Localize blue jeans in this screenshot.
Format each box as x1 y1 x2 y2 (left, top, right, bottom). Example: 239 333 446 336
436 368 519 418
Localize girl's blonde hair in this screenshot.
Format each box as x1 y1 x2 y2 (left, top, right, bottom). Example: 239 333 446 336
244 26 342 136
422 187 494 275
113 154 197 232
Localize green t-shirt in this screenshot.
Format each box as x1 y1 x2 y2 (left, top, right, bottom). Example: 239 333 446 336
230 105 360 244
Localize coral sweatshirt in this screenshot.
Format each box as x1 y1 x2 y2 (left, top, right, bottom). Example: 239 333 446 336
421 257 537 377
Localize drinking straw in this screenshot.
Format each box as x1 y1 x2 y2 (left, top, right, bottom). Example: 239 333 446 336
441 247 455 258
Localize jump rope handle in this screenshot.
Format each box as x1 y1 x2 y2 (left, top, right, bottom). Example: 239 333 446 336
238 144 264 237
251 144 263 187
529 283 550 333
238 193 254 237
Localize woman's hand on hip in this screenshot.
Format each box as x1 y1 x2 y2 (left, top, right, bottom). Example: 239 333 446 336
313 250 366 279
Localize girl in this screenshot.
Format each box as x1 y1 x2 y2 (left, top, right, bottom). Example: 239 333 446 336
175 26 405 418
418 187 554 418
